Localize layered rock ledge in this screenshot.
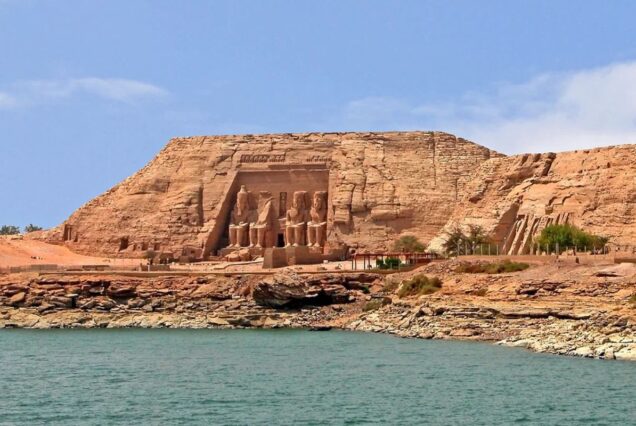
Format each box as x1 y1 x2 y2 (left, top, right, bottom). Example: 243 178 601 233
1 260 635 361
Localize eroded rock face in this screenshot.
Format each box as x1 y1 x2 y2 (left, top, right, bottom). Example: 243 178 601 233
252 272 381 308
40 131 499 258
429 146 636 254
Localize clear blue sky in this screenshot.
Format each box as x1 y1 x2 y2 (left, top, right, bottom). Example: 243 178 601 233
2 0 636 228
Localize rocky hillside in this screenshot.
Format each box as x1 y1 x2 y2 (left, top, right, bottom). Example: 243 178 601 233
42 131 499 258
429 145 636 254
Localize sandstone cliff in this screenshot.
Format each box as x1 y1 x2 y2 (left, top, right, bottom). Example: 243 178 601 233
43 131 500 259
429 145 636 254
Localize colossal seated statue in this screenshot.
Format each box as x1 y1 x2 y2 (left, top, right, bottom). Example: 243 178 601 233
285 191 309 247
228 185 256 247
249 191 277 248
307 191 327 247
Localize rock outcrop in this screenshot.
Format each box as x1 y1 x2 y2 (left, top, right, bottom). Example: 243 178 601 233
252 272 380 307
1 259 634 361
40 131 500 259
429 145 636 254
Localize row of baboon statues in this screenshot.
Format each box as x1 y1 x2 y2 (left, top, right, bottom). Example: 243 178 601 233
228 185 327 249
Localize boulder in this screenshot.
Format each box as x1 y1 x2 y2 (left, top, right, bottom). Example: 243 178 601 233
253 272 354 308
9 292 26 306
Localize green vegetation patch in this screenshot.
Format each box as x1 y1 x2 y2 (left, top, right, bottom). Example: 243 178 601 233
398 274 442 298
376 257 402 269
0 225 21 235
535 224 608 253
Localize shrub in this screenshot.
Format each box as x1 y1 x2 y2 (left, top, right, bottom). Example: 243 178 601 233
535 224 608 253
393 235 425 253
376 257 402 270
473 288 488 297
363 299 383 312
398 274 442 298
455 260 529 274
0 225 20 235
629 295 636 307
24 224 43 233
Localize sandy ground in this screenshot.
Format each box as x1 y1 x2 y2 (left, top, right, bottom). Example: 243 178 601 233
0 237 353 272
0 237 138 268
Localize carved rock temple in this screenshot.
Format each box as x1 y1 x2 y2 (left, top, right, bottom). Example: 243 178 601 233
41 131 636 260
43 131 500 261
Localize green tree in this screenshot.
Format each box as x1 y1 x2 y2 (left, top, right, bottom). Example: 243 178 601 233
441 225 491 256
466 225 489 248
441 225 467 256
535 224 608 253
392 235 425 253
24 224 43 233
0 225 21 235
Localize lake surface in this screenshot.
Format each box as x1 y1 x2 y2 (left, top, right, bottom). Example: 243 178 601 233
0 329 634 425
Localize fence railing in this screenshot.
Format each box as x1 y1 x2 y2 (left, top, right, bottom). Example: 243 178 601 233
448 242 616 257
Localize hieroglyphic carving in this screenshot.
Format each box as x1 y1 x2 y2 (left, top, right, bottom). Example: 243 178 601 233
239 154 286 163
307 155 328 163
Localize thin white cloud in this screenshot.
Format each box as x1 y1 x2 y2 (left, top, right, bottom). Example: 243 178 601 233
342 61 636 154
0 77 168 109
0 92 18 109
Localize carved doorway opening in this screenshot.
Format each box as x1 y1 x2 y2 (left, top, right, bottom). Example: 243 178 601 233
276 233 285 247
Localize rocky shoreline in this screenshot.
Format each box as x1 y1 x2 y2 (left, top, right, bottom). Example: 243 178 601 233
1 260 635 361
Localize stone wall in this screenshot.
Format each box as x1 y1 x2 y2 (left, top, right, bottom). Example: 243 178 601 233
42 131 500 258
429 145 636 254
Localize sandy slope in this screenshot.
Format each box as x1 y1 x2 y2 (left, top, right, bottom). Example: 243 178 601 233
0 237 135 268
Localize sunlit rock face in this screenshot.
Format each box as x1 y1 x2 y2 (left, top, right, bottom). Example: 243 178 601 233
429 145 636 254
42 131 500 259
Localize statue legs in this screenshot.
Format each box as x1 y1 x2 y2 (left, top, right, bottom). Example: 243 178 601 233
257 226 269 248
294 224 305 246
228 226 238 247
249 226 258 247
285 225 293 247
307 223 326 247
229 224 249 247
315 223 325 247
285 224 306 246
307 226 316 247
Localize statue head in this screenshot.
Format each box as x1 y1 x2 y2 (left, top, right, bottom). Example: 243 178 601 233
312 191 326 210
291 191 306 210
236 185 249 213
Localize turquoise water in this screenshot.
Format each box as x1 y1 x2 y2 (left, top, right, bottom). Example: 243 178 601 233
0 329 634 425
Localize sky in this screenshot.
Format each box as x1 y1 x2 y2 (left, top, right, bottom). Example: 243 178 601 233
1 0 636 228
